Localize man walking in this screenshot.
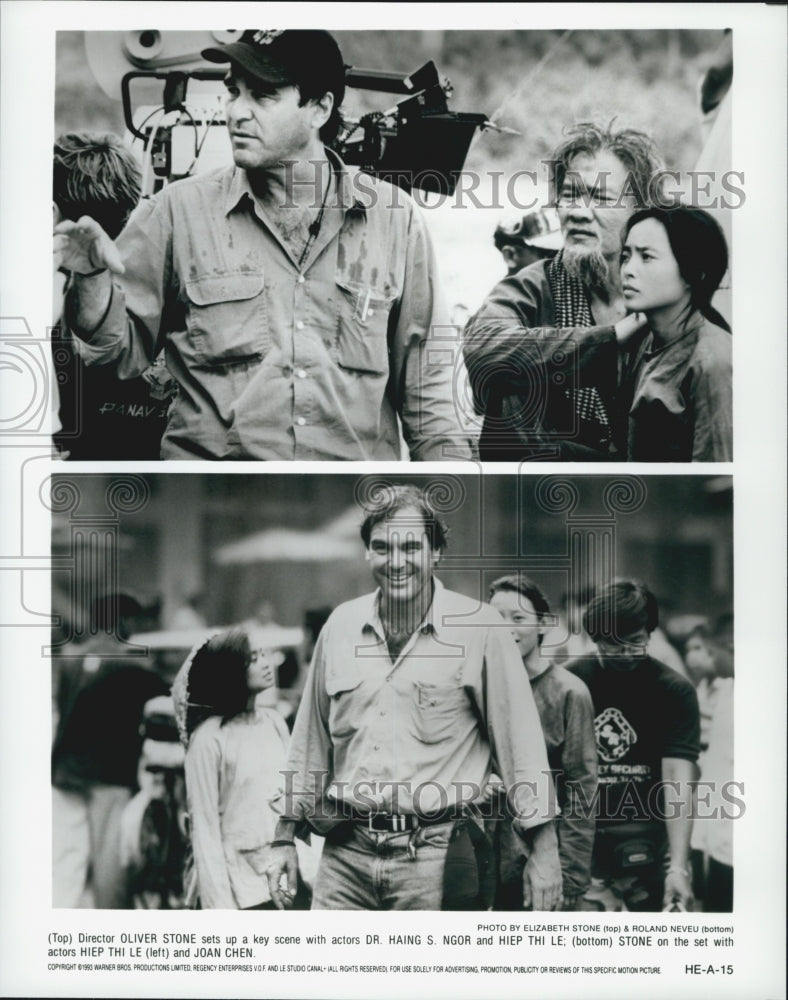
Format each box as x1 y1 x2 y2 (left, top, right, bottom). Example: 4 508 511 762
567 580 700 911
266 484 562 910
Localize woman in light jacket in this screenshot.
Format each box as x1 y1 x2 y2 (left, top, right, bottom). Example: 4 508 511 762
183 626 292 909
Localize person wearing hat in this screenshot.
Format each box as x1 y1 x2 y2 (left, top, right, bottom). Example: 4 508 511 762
493 207 563 276
55 30 471 462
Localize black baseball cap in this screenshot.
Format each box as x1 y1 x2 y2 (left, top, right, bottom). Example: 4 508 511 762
202 29 346 107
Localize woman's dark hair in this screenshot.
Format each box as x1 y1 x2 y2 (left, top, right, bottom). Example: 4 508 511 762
584 579 659 643
489 574 551 646
622 206 731 332
187 627 253 725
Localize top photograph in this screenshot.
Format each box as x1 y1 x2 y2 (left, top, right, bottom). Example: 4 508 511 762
52 28 734 462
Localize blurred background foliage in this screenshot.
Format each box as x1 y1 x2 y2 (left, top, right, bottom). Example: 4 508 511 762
56 28 726 174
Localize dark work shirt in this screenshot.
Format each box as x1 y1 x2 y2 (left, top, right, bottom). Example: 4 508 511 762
52 326 173 460
566 655 700 829
626 316 732 462
52 648 168 791
463 259 624 461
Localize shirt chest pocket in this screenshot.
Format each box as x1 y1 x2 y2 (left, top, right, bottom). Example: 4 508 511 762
413 680 468 745
184 272 267 366
325 672 364 740
333 276 395 376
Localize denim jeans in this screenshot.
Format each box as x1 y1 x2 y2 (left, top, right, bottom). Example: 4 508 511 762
311 821 454 910
52 784 131 908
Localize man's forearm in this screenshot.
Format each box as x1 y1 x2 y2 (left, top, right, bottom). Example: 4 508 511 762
272 819 299 843
663 758 696 869
528 816 559 857
522 818 563 911
67 271 113 340
665 805 693 871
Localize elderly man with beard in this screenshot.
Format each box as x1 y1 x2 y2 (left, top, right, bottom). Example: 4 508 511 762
464 123 664 461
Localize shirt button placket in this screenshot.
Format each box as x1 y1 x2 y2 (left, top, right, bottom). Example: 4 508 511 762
293 274 309 448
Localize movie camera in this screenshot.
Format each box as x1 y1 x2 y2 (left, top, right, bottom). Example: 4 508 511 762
84 30 509 197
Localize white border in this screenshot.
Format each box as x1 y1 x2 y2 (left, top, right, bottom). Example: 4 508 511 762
1 3 786 999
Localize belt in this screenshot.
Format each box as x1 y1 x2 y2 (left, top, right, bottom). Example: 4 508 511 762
342 808 462 832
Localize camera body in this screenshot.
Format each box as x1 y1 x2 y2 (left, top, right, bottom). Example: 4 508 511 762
84 30 488 196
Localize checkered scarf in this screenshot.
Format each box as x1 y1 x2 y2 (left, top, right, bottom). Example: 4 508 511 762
546 251 610 435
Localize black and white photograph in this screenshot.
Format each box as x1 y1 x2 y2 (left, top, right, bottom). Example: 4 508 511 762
0 3 786 1000
50 26 734 462
49 471 733 913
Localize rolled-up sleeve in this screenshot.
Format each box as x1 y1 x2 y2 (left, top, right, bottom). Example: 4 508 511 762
65 196 172 379
471 623 558 834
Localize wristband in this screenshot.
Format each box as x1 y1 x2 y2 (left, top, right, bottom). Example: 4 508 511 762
666 865 690 877
270 839 297 849
77 268 108 278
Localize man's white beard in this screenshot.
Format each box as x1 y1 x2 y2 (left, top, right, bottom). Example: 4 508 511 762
563 244 610 292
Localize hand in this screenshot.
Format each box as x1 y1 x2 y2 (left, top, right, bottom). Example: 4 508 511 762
480 773 505 804
265 843 299 910
53 216 125 276
614 311 648 345
522 828 563 911
663 868 694 912
560 892 583 911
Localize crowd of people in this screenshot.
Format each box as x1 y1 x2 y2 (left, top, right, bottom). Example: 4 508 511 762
52 28 732 463
51 485 734 913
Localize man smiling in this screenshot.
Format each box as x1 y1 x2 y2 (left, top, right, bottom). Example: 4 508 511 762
54 30 470 461
266 484 561 911
463 122 662 460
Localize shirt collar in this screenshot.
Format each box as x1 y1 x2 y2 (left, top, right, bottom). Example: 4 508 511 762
224 146 368 218
225 167 255 216
363 577 446 641
642 312 704 359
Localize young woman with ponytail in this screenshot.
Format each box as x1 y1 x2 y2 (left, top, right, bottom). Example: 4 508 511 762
618 206 732 461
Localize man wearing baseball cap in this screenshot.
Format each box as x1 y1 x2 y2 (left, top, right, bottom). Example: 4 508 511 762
55 30 471 461
493 207 563 276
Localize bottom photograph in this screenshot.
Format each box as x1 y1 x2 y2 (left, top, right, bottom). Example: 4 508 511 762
50 473 734 915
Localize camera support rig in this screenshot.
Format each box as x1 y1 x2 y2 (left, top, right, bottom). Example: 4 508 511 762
338 61 489 196
104 31 502 196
